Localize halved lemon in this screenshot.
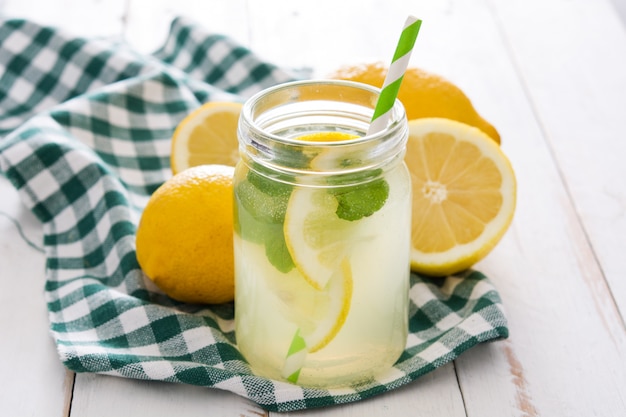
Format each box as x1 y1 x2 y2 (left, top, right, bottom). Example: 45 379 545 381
406 118 516 276
170 101 242 174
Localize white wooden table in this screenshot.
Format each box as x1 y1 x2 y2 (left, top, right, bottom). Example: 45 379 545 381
1 0 626 415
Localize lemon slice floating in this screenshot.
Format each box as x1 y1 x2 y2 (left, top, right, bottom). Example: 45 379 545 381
258 239 353 353
282 191 357 352
284 187 366 290
405 118 517 276
281 257 352 379
170 101 242 174
303 257 353 353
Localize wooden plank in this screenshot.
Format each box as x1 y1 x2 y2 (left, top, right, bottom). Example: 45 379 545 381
0 177 72 417
488 0 626 319
246 0 424 77
609 0 626 26
427 0 626 415
123 0 250 54
70 361 467 417
69 365 466 417
63 1 265 414
0 0 126 37
3 1 625 416
280 363 466 417
70 373 266 417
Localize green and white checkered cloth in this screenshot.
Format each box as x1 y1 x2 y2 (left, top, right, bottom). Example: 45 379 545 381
0 17 508 412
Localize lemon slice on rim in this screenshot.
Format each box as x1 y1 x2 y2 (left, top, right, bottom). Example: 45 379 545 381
405 118 517 276
170 101 242 174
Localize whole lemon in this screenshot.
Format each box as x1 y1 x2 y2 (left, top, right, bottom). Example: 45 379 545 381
136 164 235 304
329 62 500 143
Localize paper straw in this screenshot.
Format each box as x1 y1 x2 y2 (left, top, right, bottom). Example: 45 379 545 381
282 329 307 383
281 16 422 384
367 16 422 135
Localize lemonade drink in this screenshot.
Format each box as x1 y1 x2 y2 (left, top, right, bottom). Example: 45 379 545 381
234 80 411 387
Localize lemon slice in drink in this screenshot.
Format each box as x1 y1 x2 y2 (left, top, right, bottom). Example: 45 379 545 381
303 257 353 353
282 180 362 353
406 118 517 276
268 251 353 353
256 238 353 353
281 257 352 379
284 187 364 290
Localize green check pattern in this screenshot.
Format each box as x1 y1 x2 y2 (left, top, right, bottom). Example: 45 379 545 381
0 17 508 412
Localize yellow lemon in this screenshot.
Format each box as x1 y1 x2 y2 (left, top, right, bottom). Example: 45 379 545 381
136 165 235 304
170 102 242 174
405 118 516 276
330 62 501 143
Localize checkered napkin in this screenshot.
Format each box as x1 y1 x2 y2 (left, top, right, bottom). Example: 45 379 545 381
0 17 508 412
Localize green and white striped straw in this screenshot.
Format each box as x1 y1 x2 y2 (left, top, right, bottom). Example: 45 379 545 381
282 329 307 383
281 16 422 385
367 16 422 135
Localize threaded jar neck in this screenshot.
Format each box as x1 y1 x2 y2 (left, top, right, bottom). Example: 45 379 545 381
238 80 407 185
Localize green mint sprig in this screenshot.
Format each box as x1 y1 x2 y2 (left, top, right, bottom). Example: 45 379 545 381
330 178 389 221
327 168 389 221
234 167 295 273
235 165 389 273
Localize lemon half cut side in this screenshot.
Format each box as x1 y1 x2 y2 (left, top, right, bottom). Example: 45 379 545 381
405 118 516 276
170 101 242 174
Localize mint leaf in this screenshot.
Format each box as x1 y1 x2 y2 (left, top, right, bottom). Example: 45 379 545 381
234 189 295 273
330 178 389 221
247 164 293 197
234 174 294 273
233 198 266 244
235 179 290 224
264 224 295 273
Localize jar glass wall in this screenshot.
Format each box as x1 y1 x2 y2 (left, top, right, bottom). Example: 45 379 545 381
233 80 411 387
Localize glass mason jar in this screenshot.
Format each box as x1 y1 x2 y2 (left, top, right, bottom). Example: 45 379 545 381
233 80 411 388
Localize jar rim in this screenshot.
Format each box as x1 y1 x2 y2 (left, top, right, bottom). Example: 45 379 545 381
240 79 406 147
237 79 408 178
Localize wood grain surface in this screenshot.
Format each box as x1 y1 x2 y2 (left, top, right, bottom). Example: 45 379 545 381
1 0 625 415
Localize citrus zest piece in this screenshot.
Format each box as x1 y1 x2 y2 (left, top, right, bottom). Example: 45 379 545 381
170 101 242 174
405 118 516 276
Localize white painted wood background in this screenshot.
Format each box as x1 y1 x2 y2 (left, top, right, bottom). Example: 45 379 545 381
1 0 625 416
